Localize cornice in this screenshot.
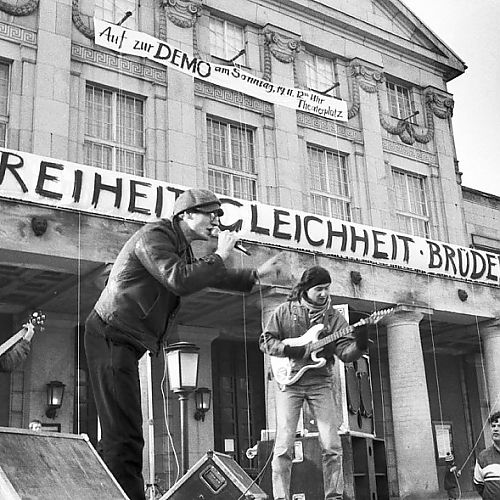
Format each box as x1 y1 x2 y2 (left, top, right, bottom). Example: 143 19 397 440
71 44 167 85
194 80 274 117
259 0 465 80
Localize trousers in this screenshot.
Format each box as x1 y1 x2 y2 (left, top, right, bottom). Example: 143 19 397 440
85 310 146 500
272 378 343 500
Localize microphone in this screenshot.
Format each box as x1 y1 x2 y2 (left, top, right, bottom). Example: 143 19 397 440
210 228 251 256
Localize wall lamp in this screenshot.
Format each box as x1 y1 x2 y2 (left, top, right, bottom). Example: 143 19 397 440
46 380 65 419
194 387 212 422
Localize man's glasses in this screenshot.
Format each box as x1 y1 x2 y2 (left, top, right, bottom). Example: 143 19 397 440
191 209 220 221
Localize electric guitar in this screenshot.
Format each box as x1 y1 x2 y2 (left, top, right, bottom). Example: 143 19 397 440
0 310 45 358
269 307 398 386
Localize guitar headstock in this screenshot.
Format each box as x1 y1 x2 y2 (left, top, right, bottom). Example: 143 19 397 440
357 306 402 327
28 310 46 330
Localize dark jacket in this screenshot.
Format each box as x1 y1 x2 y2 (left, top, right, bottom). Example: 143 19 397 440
94 218 256 354
259 300 362 381
0 339 30 372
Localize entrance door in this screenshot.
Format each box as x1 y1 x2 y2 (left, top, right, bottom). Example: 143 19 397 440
212 339 265 476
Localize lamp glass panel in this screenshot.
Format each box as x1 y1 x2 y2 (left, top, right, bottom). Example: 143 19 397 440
166 350 181 390
179 351 199 389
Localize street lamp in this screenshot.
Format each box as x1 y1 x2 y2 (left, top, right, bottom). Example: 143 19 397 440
165 342 200 474
45 380 65 419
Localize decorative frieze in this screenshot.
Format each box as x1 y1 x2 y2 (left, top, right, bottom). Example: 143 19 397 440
0 21 36 45
71 44 167 85
161 0 201 28
297 111 363 143
194 80 274 116
382 138 437 164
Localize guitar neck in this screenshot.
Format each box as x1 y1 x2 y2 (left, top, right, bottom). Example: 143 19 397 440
311 324 355 350
0 329 26 358
311 307 396 350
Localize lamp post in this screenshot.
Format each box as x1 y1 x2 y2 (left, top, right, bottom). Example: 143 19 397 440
165 342 200 474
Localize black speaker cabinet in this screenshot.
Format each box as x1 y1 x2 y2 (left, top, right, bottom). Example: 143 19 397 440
0 426 129 499
258 436 325 499
160 451 268 499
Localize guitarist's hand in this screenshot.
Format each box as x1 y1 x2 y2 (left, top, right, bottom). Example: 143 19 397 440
354 324 370 351
284 344 311 360
22 323 35 342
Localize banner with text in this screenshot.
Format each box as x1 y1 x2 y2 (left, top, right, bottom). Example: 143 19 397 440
93 18 347 122
0 147 498 286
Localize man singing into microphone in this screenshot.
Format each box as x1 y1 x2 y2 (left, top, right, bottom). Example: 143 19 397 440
85 188 281 500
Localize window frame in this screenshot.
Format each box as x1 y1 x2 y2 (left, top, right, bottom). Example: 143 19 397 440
94 0 138 29
206 116 257 201
303 52 337 95
0 60 10 147
307 144 351 221
392 168 430 238
209 16 247 65
385 80 417 122
84 84 145 176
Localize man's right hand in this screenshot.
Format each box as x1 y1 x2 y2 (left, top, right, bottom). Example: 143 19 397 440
256 253 283 281
284 344 312 360
215 230 240 261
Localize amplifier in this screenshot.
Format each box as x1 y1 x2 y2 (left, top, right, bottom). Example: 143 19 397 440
160 450 268 499
257 436 324 500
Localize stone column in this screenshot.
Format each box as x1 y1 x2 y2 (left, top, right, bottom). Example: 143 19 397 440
479 319 500 413
384 306 439 498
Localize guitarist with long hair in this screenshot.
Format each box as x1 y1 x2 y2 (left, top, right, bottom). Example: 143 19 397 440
259 266 369 500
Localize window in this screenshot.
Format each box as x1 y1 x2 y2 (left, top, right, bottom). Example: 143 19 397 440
95 0 137 28
207 118 256 200
386 81 415 120
84 85 145 176
392 169 429 237
304 53 336 93
209 17 246 64
308 145 351 221
0 62 9 147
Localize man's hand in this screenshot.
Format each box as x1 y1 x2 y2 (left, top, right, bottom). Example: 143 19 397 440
354 324 370 351
256 253 283 281
22 323 35 342
215 230 240 262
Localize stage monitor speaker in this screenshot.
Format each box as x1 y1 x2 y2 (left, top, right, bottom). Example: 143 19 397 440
160 451 268 500
0 426 129 499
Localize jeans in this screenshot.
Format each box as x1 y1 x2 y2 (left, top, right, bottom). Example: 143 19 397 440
272 379 343 500
85 310 146 500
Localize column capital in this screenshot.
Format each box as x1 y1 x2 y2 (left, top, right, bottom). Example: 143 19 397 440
383 304 433 327
479 317 500 339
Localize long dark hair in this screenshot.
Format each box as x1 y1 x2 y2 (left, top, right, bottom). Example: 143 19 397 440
288 266 331 301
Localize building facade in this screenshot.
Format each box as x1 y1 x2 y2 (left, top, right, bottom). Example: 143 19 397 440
0 0 499 498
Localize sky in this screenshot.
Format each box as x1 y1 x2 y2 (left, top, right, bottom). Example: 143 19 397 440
400 0 500 196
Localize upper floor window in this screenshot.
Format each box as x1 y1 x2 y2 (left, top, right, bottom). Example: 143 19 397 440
209 17 246 64
95 0 137 29
84 84 145 176
207 117 256 201
0 62 9 147
304 53 336 93
392 169 429 237
386 81 416 121
308 145 351 221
